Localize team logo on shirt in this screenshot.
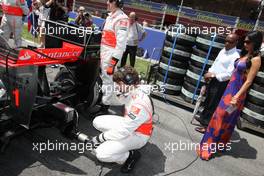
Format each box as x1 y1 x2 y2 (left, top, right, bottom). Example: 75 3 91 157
119 20 128 27
128 106 141 120
131 106 141 115
119 20 128 31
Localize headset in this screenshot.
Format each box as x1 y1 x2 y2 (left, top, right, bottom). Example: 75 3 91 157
117 67 138 85
116 0 124 8
117 67 155 116
109 0 124 8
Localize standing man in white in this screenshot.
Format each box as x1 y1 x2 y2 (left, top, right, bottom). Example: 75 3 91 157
121 12 147 67
99 0 129 113
0 0 29 48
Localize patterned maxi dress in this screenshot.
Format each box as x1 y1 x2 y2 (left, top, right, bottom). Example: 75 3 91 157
197 59 247 160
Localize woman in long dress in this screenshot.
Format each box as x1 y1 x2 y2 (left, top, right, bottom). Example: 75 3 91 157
197 31 263 160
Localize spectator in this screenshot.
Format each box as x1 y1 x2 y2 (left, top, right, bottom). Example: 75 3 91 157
48 0 68 22
75 6 85 26
121 12 147 67
35 0 53 48
28 0 40 38
195 33 240 133
197 31 263 160
83 12 93 27
142 20 148 27
93 10 100 17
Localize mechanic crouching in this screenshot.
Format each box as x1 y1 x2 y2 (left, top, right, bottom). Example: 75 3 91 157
90 66 153 173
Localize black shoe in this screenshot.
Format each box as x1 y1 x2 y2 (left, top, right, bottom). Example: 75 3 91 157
194 115 202 124
120 150 141 173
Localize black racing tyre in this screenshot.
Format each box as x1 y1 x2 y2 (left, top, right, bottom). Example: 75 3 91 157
184 69 205 87
247 84 264 106
192 47 217 61
160 56 188 69
163 89 181 95
54 67 76 93
195 34 225 54
188 64 206 75
254 71 264 86
54 67 78 105
190 47 216 69
158 63 186 79
156 72 184 85
240 110 264 128
182 81 201 94
251 83 264 93
162 43 192 62
190 56 211 70
180 81 201 103
164 41 193 53
54 67 101 109
84 78 101 109
156 80 181 95
136 47 145 57
166 32 196 47
244 101 264 115
236 117 245 130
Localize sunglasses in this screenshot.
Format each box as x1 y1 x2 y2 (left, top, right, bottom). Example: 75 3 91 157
244 40 252 44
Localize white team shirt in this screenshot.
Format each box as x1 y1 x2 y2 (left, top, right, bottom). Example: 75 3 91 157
127 22 145 46
209 47 240 82
103 86 153 140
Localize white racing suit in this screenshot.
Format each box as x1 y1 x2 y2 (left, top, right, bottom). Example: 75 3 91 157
0 0 29 47
93 86 153 164
100 9 128 105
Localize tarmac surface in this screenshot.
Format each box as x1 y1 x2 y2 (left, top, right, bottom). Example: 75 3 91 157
0 95 263 176
0 39 263 176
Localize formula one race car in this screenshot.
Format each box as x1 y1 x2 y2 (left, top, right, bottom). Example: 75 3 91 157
0 20 102 151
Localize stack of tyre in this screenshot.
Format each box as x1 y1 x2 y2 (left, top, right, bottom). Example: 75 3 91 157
180 34 225 103
156 27 196 95
239 70 264 129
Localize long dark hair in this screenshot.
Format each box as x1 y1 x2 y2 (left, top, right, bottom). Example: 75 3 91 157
240 31 263 68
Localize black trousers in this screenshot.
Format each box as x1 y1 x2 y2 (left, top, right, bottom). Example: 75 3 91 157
199 78 229 127
121 45 138 67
